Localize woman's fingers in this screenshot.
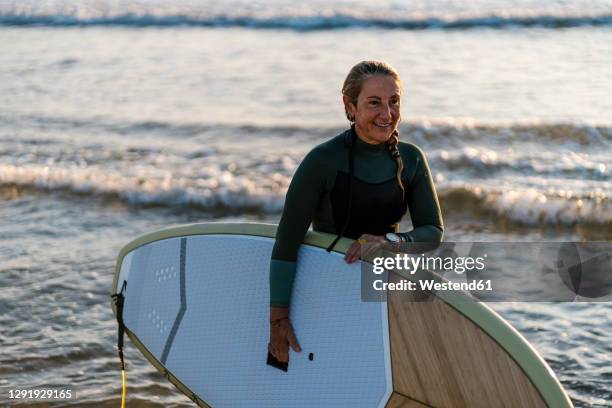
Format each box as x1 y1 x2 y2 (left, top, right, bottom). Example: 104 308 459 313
270 332 289 363
344 242 358 263
287 323 301 352
361 234 387 260
275 346 289 363
345 234 386 263
343 243 353 262
362 240 385 260
269 319 300 363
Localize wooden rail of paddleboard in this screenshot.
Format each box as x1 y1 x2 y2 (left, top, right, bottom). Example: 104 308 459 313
388 272 547 408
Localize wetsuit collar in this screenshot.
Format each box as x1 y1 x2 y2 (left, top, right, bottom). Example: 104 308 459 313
345 124 387 154
345 125 388 154
354 135 387 155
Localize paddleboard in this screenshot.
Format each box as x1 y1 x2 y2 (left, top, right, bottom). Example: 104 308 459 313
111 223 573 407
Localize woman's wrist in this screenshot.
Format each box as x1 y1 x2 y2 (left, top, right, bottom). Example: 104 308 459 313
270 307 289 322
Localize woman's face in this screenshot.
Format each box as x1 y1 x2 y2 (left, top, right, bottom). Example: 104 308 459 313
344 75 401 145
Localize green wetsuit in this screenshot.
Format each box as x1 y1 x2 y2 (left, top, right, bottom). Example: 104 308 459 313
270 128 443 307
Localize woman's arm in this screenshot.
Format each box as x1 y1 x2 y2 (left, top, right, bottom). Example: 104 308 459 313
270 147 326 307
268 147 327 364
398 145 444 243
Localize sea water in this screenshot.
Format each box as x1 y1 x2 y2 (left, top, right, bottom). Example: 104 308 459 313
0 1 610 406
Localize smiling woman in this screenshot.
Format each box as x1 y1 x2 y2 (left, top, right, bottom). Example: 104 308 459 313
344 74 402 145
267 60 444 366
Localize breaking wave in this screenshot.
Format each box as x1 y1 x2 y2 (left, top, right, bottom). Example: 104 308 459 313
2 11 612 31
1 163 609 228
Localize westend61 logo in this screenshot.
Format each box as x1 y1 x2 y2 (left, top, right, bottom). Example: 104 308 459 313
360 242 612 302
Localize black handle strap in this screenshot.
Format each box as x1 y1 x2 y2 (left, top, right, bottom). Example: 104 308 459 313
111 280 128 370
327 128 357 252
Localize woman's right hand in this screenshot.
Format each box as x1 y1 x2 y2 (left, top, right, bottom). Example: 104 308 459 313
268 307 301 364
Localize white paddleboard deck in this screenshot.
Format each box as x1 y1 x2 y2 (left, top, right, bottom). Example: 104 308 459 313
117 233 393 408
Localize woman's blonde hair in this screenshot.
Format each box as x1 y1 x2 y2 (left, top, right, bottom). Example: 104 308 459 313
342 60 405 199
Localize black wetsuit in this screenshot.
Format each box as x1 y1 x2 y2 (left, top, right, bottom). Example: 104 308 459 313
270 127 443 307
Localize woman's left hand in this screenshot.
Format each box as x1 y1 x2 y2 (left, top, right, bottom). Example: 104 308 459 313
344 234 387 264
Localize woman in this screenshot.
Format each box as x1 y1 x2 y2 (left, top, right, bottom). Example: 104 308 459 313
268 60 444 366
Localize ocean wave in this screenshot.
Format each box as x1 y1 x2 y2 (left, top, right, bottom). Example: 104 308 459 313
0 163 289 213
439 185 611 226
432 147 609 180
2 114 611 146
2 12 612 30
0 114 340 141
406 121 612 147
1 164 609 228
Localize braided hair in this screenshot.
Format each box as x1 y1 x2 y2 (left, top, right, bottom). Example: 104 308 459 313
342 60 405 199
387 129 405 200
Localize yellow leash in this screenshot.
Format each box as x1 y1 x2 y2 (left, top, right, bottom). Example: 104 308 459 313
121 368 126 408
112 281 128 408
